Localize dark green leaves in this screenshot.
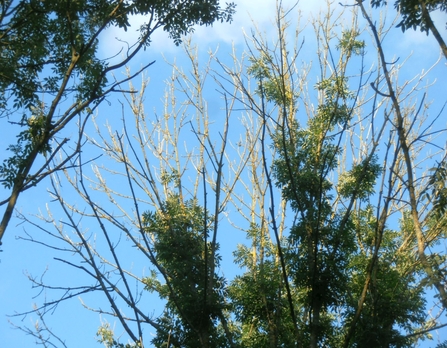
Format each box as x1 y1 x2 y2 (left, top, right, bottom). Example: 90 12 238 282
137 0 236 45
370 0 447 33
394 0 447 33
426 160 447 220
142 195 228 347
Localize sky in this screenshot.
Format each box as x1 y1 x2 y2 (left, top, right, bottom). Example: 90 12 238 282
1 0 447 347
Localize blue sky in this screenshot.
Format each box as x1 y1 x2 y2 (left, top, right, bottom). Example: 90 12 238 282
1 0 447 347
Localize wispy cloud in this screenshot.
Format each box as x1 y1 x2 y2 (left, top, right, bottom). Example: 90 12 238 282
98 0 446 67
98 0 332 58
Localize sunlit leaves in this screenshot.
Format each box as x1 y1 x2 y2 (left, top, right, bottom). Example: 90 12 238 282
347 208 427 347
316 76 354 101
142 195 213 285
314 76 354 130
247 54 296 107
96 323 141 348
339 155 382 201
336 30 365 55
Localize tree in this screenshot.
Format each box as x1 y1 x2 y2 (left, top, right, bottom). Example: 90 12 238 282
0 0 236 246
7 1 447 347
142 195 231 347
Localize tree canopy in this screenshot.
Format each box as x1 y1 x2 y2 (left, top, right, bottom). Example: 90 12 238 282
2 0 447 347
0 0 235 245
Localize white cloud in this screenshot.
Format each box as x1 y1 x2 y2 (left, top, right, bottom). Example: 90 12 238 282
101 0 444 69
97 0 334 58
183 0 338 48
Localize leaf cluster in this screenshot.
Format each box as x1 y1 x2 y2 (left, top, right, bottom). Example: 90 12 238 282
96 323 141 348
426 160 447 220
138 0 236 45
370 0 447 33
339 155 382 201
247 54 296 107
347 209 427 347
142 195 228 347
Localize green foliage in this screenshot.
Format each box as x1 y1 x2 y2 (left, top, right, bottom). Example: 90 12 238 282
264 32 428 345
289 216 355 300
160 169 180 186
142 195 229 347
96 323 141 348
2 0 102 107
316 76 354 101
0 111 53 188
0 0 236 243
339 155 382 201
144 0 236 45
336 30 365 55
229 224 299 347
346 208 427 347
272 74 355 212
247 54 272 80
0 0 236 116
229 265 298 347
0 140 32 189
266 64 359 345
371 0 447 33
426 160 447 220
1 0 236 105
247 54 296 107
397 0 447 33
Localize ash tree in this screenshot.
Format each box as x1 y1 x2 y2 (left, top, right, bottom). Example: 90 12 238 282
142 195 231 348
7 1 447 348
0 0 235 246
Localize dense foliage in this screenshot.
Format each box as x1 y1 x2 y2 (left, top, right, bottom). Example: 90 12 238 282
142 196 230 347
